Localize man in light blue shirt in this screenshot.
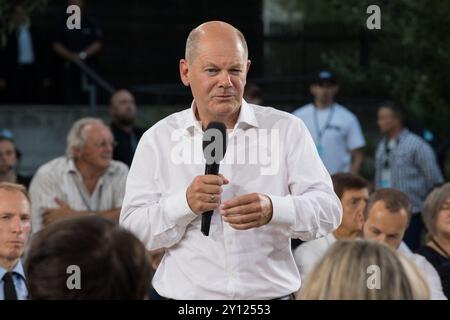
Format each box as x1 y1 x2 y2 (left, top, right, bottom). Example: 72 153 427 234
0 182 31 300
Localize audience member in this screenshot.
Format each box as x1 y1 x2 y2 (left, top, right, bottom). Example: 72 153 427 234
294 173 369 279
0 131 31 188
52 0 103 104
292 70 365 174
109 89 146 167
0 182 32 300
417 183 450 298
0 2 50 104
375 101 443 250
29 118 128 232
25 216 152 299
298 240 430 300
363 188 446 299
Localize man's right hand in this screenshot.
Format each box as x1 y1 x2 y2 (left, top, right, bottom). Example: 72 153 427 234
186 174 229 215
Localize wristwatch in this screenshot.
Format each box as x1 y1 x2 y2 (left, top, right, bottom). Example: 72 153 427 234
79 51 87 60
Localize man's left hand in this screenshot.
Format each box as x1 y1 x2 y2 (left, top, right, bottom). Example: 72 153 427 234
220 193 273 230
42 198 76 226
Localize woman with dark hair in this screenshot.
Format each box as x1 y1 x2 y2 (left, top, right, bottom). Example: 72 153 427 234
25 216 152 299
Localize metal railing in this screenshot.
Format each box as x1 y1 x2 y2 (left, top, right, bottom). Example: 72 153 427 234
71 58 115 113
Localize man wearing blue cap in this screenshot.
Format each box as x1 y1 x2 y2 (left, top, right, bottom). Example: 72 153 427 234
293 70 365 175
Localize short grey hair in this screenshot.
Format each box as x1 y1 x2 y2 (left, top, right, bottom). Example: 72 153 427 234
185 22 248 63
422 183 450 236
66 117 104 158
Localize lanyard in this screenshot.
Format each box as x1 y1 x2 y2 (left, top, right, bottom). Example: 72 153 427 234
431 238 450 259
313 105 335 145
71 173 102 212
383 137 400 170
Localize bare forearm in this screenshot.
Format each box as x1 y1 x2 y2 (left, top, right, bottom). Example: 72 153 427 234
95 208 120 222
75 208 121 222
52 43 75 61
350 149 364 174
84 41 102 57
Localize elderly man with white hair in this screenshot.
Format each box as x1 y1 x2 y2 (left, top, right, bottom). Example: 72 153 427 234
29 118 128 232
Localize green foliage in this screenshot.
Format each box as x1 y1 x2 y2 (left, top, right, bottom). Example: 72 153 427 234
282 0 450 136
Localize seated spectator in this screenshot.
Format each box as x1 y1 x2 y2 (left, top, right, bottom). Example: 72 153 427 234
298 240 429 300
109 89 146 167
25 216 151 299
29 118 128 232
363 188 447 299
0 182 32 300
417 183 450 298
0 130 31 188
294 173 369 279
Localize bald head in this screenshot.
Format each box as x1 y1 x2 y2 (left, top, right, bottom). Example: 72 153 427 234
109 89 136 127
185 21 248 63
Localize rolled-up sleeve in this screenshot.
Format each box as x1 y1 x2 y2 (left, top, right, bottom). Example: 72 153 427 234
119 130 197 250
269 118 342 240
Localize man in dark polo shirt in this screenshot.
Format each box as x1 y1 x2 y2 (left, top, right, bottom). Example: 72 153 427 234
52 0 103 104
109 90 146 167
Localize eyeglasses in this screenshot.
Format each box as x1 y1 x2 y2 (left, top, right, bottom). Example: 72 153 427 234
91 140 118 149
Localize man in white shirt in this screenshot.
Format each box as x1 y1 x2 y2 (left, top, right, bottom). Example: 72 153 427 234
120 21 342 300
292 71 365 174
294 173 369 281
29 118 129 232
363 188 447 300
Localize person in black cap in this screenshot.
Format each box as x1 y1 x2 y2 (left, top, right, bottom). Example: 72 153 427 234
0 130 31 189
293 70 365 175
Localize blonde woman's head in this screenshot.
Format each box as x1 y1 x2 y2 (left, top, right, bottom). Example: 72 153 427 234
298 240 429 300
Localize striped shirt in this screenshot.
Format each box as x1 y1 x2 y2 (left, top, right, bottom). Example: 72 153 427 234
375 129 443 213
29 156 129 232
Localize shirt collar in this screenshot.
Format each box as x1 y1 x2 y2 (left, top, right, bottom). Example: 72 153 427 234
0 260 25 281
398 128 409 140
66 157 116 176
383 128 409 143
182 99 259 134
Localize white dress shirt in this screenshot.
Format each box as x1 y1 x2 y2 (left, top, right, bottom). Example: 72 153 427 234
294 232 336 282
120 100 342 299
398 242 447 300
29 157 129 232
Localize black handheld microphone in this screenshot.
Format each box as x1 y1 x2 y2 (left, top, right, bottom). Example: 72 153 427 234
201 121 227 236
